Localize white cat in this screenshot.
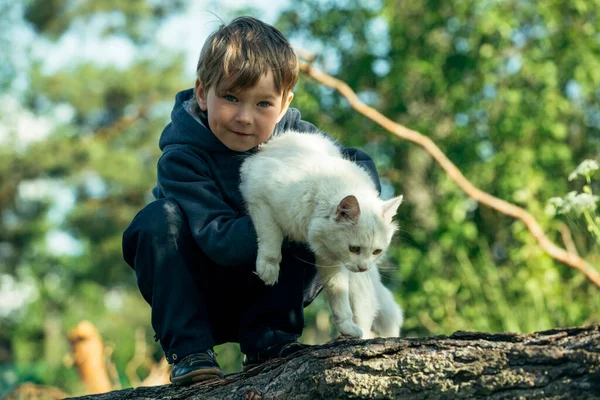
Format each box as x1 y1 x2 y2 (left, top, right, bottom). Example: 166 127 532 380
239 130 404 339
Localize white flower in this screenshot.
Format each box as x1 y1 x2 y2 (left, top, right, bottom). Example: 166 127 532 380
568 159 599 181
550 191 577 214
570 193 599 215
548 196 564 209
549 191 599 215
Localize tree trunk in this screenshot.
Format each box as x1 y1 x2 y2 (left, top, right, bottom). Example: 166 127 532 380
66 325 600 400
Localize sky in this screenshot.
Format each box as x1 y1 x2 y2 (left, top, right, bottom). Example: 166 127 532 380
39 0 291 78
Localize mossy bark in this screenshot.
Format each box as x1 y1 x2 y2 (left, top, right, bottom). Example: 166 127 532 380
67 325 600 400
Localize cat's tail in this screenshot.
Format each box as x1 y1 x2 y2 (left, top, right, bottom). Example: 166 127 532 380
372 283 404 337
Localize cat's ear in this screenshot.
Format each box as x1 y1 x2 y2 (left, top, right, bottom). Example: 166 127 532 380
382 195 403 223
335 195 361 223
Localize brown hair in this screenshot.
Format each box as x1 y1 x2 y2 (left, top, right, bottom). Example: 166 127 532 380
196 16 298 98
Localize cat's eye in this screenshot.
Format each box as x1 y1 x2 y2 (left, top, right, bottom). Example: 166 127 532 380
373 249 382 255
349 245 361 254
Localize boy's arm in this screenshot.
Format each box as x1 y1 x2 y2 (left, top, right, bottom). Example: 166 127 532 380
278 108 382 193
157 149 257 267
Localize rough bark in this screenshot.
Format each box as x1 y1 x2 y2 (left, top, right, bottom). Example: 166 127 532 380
66 325 600 400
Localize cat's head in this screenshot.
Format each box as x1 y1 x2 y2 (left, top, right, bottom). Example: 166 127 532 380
308 194 403 273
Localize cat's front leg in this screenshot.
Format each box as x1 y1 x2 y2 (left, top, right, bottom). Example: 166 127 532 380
256 249 282 285
318 263 363 338
349 274 378 339
248 202 284 285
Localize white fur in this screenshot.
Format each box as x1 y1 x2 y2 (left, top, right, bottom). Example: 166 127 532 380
240 130 404 338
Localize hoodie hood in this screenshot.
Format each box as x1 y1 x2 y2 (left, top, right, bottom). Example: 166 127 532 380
158 88 231 153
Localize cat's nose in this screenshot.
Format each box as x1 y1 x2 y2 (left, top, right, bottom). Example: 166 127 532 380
358 266 367 272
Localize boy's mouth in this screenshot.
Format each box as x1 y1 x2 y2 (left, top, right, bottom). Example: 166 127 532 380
232 130 252 136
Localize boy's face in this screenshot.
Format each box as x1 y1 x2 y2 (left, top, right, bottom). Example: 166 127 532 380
195 69 294 152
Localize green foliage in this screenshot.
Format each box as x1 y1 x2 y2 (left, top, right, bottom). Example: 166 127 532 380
23 0 186 42
1 0 599 395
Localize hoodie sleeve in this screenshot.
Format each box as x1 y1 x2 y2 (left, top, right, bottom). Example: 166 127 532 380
279 109 382 194
342 147 382 194
157 148 257 267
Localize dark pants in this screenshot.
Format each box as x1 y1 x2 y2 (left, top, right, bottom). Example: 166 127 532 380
122 198 321 363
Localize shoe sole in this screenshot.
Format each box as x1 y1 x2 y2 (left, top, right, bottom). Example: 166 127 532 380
242 342 311 372
171 368 224 385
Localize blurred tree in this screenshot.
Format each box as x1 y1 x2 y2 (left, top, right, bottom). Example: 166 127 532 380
0 0 188 394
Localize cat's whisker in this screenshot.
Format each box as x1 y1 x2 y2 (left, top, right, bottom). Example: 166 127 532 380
293 256 340 269
314 276 337 286
394 230 417 246
377 265 399 272
377 266 400 272
377 271 394 280
377 271 403 284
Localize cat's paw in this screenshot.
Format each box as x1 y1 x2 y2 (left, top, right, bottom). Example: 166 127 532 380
256 256 280 285
336 320 363 338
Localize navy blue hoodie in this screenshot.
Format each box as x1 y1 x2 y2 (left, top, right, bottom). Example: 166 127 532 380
152 89 381 268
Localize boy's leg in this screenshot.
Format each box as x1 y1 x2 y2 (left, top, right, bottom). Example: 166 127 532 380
122 198 217 365
238 242 320 355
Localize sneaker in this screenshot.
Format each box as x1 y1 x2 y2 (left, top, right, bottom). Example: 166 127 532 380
242 341 311 371
170 350 223 385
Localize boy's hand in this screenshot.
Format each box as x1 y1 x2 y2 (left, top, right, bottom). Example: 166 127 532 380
256 253 281 285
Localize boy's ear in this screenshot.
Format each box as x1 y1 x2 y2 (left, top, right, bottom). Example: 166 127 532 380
276 91 294 123
195 79 208 111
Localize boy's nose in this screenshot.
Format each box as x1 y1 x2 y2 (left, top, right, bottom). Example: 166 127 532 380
235 108 252 124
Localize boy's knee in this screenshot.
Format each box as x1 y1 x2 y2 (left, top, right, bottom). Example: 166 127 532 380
128 198 183 236
123 198 186 264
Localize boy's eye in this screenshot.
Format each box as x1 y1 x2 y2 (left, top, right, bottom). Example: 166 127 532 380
372 249 382 255
349 246 361 254
224 94 237 102
257 101 271 108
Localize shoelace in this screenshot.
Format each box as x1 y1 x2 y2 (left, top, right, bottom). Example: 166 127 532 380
179 350 218 366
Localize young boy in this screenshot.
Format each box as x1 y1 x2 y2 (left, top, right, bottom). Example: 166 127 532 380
122 16 382 385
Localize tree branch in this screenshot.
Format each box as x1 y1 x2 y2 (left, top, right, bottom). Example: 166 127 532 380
296 57 600 290
64 324 600 399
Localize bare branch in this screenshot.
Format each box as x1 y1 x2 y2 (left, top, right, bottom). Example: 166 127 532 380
559 222 580 257
104 343 121 390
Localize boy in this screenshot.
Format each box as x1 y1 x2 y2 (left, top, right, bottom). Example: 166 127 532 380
122 16 382 385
